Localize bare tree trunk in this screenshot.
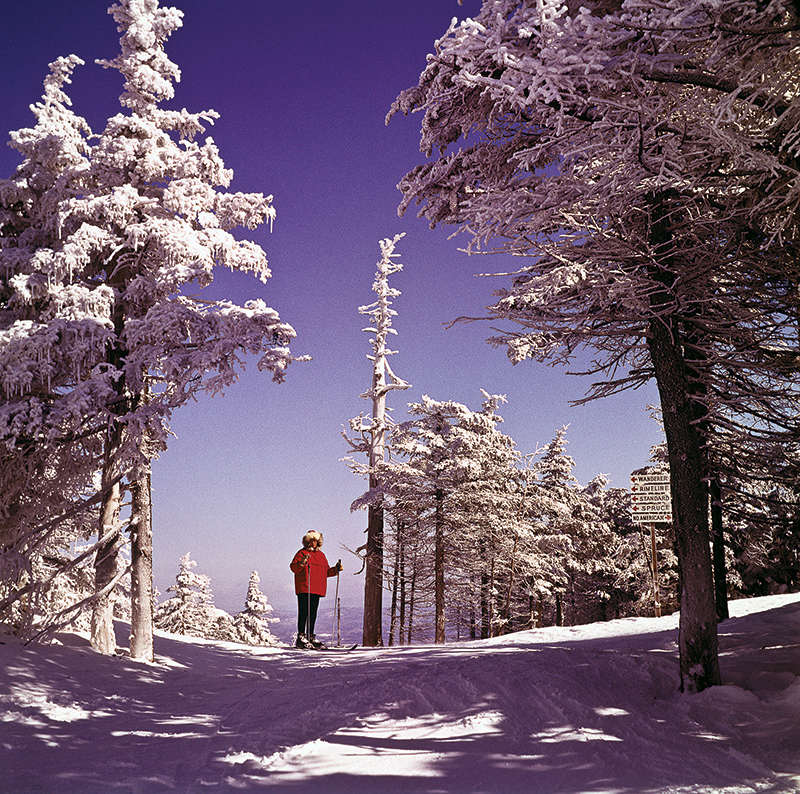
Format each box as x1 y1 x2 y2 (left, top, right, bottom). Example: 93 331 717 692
398 530 406 645
648 316 720 692
91 416 123 654
388 524 400 647
434 488 445 643
647 193 720 693
470 594 478 640
362 499 384 647
500 533 519 633
129 466 154 662
479 537 490 639
407 548 416 645
480 568 490 640
710 479 729 621
91 474 121 654
489 554 496 637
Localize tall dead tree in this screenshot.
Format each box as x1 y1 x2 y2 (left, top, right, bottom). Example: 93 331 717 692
345 234 410 647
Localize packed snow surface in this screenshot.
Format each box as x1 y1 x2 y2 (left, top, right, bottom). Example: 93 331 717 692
1 594 799 793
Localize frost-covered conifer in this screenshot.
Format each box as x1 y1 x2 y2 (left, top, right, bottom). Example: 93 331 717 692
154 552 239 642
233 570 281 647
154 552 215 637
0 0 301 652
358 392 520 643
389 0 800 692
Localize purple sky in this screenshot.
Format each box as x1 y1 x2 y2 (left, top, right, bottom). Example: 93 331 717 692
2 1 662 616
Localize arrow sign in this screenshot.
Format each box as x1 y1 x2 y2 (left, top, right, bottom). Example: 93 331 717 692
631 471 671 523
630 473 670 483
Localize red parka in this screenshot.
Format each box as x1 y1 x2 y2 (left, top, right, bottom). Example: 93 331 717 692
290 548 337 596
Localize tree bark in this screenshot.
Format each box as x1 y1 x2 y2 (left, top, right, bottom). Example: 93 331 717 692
407 547 417 645
647 315 721 692
646 192 721 692
129 466 154 662
480 568 490 639
388 525 400 647
434 487 445 643
91 398 124 654
91 468 121 654
710 479 729 621
362 499 384 647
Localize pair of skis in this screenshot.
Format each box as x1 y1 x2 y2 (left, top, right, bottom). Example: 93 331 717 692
294 642 358 652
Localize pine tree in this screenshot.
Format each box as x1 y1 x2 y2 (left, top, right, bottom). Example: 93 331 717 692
359 392 521 643
0 0 301 652
154 552 216 637
387 0 800 691
233 570 282 647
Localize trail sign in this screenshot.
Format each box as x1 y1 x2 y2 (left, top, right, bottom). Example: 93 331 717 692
630 471 670 617
630 472 671 524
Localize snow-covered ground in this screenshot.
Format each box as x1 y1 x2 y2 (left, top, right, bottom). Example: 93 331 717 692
1 595 799 794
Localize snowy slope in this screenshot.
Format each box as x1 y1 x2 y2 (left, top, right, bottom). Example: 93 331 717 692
1 594 799 793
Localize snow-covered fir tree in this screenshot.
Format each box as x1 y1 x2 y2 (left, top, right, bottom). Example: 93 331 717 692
387 0 800 692
357 392 523 643
0 0 302 653
364 410 682 644
154 552 234 640
233 570 282 647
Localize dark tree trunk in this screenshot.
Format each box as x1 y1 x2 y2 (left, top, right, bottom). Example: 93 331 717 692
480 569 490 639
388 524 400 647
709 479 729 621
434 487 445 643
362 496 384 647
647 315 721 692
399 530 407 645
407 548 417 645
645 191 721 692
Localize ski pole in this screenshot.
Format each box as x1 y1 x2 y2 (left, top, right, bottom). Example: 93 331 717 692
331 565 340 646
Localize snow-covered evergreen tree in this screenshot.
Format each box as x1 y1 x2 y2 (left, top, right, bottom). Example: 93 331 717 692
233 570 282 647
154 553 214 637
371 414 684 642
0 0 302 652
357 392 522 643
388 0 800 692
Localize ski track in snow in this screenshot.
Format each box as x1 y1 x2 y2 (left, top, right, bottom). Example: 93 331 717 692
0 595 799 793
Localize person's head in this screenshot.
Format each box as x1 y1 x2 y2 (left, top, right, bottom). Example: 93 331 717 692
302 530 323 549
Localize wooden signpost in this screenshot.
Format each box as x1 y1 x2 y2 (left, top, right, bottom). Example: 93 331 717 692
630 472 671 618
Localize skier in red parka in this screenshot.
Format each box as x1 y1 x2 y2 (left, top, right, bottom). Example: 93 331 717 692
290 530 342 649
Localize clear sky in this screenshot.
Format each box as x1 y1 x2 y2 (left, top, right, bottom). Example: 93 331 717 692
2 0 663 616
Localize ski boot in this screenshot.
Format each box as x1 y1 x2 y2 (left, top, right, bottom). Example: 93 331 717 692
309 634 327 650
295 633 314 649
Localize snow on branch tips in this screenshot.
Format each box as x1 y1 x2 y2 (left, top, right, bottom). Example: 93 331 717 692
0 0 303 654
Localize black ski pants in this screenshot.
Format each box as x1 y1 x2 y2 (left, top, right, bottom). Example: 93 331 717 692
297 593 321 636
